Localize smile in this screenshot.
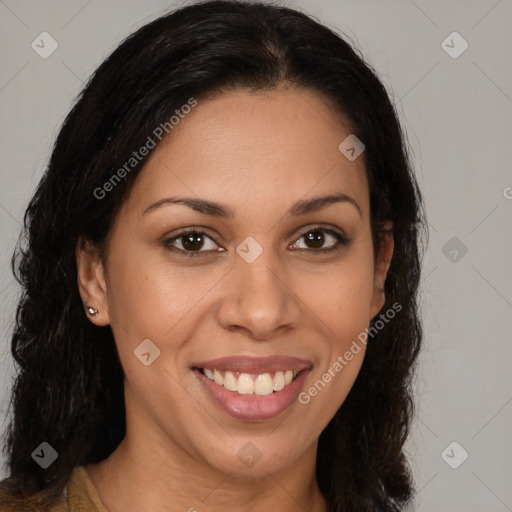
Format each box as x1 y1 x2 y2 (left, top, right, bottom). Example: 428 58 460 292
191 355 313 421
198 368 301 395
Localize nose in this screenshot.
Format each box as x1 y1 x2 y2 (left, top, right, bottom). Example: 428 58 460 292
216 246 303 340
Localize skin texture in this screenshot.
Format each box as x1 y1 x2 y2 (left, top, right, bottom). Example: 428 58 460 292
76 85 394 512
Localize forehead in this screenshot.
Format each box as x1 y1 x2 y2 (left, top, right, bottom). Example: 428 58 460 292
125 86 369 220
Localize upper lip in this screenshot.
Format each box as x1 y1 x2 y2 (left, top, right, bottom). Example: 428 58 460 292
192 355 313 374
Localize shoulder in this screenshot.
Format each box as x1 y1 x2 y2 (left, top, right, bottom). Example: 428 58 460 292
0 475 68 512
67 465 108 511
0 465 105 512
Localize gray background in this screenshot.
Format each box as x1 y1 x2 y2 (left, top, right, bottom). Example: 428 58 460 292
0 1 511 510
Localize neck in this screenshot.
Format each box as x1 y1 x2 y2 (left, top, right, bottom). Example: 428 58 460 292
86 430 327 512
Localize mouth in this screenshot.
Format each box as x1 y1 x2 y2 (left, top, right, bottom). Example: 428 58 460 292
191 355 312 421
196 367 303 395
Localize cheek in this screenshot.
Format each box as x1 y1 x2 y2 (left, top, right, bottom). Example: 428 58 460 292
295 253 375 424
104 249 235 381
105 250 201 332
295 251 375 331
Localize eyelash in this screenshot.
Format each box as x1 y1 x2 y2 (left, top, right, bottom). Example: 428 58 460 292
162 224 351 258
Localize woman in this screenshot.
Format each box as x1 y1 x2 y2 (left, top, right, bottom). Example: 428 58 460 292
0 0 425 510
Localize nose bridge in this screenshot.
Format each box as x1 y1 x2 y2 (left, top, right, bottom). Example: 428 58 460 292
217 235 301 338
240 248 281 298
236 237 287 311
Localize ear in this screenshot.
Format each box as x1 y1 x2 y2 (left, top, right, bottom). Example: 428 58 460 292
76 237 110 326
370 222 394 319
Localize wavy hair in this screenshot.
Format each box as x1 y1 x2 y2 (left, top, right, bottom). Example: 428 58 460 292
0 1 426 510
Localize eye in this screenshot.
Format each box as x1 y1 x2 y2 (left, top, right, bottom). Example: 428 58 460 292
163 224 350 257
289 225 350 253
163 228 223 257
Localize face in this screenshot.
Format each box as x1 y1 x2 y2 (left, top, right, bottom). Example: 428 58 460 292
77 85 393 479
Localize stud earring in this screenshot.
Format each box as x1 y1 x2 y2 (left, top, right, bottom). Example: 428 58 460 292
87 306 99 316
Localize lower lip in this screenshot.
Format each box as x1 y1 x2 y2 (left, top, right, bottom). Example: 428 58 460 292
193 368 311 421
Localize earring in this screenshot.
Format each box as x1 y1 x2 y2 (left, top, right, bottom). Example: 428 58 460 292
87 306 99 316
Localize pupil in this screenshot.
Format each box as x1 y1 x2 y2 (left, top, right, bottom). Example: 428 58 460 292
183 233 204 251
306 231 324 249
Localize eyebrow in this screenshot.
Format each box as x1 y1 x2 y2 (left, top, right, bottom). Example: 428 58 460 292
142 192 361 218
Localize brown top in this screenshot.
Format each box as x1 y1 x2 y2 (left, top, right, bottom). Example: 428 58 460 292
0 466 108 512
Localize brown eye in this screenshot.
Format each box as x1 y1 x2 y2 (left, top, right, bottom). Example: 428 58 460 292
290 226 350 253
181 232 206 251
303 230 325 249
163 229 221 256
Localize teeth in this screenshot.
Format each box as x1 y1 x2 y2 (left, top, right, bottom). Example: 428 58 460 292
254 373 274 396
223 371 238 392
214 369 224 386
237 373 254 394
273 371 285 391
201 368 301 395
